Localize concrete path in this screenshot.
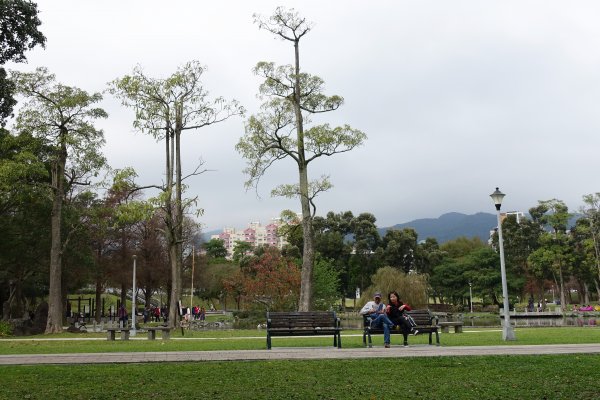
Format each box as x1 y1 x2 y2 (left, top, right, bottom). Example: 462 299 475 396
2 344 600 365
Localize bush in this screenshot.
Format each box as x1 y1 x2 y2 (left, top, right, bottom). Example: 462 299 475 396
0 320 14 337
232 310 267 329
361 267 428 308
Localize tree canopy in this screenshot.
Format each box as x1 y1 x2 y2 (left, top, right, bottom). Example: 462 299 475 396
0 0 46 125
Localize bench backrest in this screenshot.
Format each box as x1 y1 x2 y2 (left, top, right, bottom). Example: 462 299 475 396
267 312 338 329
406 309 435 326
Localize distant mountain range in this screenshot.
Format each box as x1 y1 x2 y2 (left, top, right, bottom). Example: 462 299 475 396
204 211 580 245
203 212 498 244
380 212 497 243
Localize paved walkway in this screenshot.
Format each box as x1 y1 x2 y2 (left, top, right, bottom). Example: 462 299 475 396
2 344 600 365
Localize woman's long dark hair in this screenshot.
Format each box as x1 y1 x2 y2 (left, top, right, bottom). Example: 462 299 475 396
388 291 402 306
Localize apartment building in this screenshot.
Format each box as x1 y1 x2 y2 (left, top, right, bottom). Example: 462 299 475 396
211 220 288 257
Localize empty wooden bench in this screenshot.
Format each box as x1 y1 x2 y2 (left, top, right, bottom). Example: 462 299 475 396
106 327 131 341
438 321 464 333
266 311 342 350
363 309 440 347
146 326 171 340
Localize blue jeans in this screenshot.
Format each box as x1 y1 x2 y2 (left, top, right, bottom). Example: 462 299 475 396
371 314 394 344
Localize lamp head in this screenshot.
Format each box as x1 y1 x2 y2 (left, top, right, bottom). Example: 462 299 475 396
490 187 505 211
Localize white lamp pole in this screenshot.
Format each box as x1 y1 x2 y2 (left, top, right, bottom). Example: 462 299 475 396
131 255 137 337
490 187 516 341
469 282 473 313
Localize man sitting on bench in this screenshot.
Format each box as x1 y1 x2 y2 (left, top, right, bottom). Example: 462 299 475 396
360 292 394 348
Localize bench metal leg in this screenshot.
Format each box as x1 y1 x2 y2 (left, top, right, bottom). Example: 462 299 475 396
435 331 440 346
267 333 272 350
367 332 373 348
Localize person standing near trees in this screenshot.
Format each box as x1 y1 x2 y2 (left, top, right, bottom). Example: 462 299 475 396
118 304 128 328
360 292 394 348
386 291 417 347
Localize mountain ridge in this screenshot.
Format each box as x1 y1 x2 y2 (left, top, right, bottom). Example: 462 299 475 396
380 212 497 243
203 212 498 244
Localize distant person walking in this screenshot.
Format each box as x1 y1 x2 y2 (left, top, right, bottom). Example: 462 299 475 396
118 304 128 328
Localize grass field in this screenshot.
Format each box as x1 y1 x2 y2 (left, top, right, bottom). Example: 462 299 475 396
0 327 599 399
1 355 599 399
1 327 598 354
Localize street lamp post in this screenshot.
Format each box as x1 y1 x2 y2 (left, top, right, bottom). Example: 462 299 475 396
490 187 516 341
469 282 473 313
131 255 137 337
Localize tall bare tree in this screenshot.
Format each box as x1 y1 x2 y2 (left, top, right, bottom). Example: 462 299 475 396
109 61 243 327
237 8 366 310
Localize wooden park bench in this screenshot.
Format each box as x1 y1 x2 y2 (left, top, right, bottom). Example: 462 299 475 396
146 326 171 340
363 309 440 347
438 321 464 333
106 327 131 341
266 311 342 350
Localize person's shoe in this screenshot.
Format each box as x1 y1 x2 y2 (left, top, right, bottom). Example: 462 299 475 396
403 341 408 347
412 329 419 336
384 343 390 348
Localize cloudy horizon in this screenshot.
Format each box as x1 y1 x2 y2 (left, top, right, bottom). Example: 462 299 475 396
7 0 600 232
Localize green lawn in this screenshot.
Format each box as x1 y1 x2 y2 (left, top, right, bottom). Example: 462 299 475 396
1 327 599 399
0 327 598 354
1 355 599 399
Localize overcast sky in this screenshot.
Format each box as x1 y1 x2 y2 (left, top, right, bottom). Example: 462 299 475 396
8 1 600 232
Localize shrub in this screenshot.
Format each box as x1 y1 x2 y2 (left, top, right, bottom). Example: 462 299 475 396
361 267 428 308
232 310 267 329
0 320 14 337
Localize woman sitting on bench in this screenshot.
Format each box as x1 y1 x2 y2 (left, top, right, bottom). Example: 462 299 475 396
386 291 417 347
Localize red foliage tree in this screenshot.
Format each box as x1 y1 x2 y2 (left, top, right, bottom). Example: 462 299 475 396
223 248 301 311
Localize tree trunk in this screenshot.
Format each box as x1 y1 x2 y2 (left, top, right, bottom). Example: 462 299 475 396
168 115 184 328
558 265 566 311
583 282 590 304
144 289 152 307
168 241 180 327
120 282 127 307
290 37 315 311
45 141 67 334
297 164 314 311
94 278 102 322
